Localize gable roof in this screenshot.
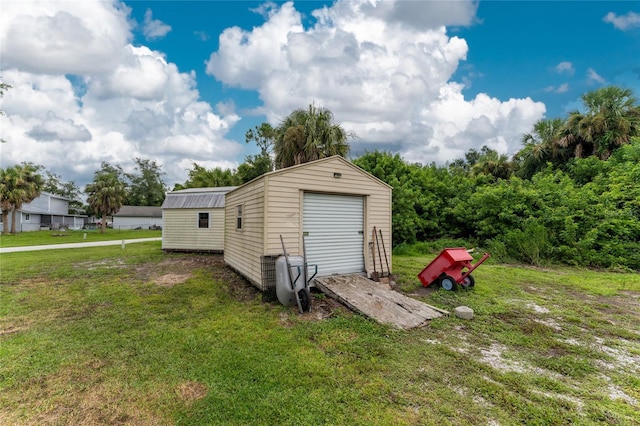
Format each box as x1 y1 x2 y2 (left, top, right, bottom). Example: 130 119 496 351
161 186 237 209
114 206 162 217
228 155 392 195
40 191 70 201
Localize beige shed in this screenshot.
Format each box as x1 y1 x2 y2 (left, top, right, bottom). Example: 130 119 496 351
162 186 237 252
224 156 392 292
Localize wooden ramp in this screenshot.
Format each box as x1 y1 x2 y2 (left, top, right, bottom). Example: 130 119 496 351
313 275 448 330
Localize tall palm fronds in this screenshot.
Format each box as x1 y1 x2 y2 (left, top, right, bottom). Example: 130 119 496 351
274 104 353 169
470 148 513 180
515 118 568 179
0 164 43 233
558 86 640 159
86 171 127 234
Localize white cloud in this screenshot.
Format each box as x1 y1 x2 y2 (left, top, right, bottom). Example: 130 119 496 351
0 1 131 75
587 68 606 85
544 83 570 94
89 45 170 101
206 0 544 164
340 0 479 30
27 112 92 141
194 30 210 41
0 0 549 189
555 61 574 75
143 8 172 40
0 0 243 188
603 11 640 31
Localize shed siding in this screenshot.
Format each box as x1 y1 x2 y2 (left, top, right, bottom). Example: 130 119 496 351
162 208 225 251
224 156 392 289
264 158 391 275
224 179 265 287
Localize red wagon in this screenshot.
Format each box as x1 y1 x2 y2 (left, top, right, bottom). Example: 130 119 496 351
417 248 490 291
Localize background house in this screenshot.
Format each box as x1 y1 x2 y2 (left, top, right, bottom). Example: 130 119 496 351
0 192 86 232
223 156 392 293
161 186 237 252
112 206 163 230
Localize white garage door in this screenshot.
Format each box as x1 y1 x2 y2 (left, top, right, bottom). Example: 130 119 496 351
303 193 365 276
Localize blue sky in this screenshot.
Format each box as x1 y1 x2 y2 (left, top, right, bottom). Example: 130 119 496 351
1 1 639 188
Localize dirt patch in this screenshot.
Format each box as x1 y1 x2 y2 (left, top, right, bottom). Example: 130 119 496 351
75 259 126 270
0 324 30 336
154 273 191 287
135 256 215 279
526 303 550 314
176 381 208 405
478 343 563 379
0 315 36 336
135 254 258 296
3 361 167 426
597 293 640 321
407 286 438 297
299 295 347 321
278 294 348 326
12 277 64 288
132 254 349 323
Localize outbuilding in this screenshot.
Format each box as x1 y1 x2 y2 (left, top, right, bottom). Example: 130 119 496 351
224 156 392 292
161 186 237 252
112 206 163 230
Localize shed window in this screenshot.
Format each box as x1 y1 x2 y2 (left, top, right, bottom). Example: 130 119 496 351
198 212 209 228
236 205 243 230
24 214 30 222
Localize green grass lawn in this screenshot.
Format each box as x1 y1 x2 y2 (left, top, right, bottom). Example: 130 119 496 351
1 244 639 425
0 229 162 248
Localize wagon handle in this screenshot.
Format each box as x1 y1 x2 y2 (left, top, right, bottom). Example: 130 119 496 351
459 252 491 283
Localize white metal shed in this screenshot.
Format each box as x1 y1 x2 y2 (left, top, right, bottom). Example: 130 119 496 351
112 206 162 230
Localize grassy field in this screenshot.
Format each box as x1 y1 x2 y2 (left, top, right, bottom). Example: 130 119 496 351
1 243 639 425
0 229 162 248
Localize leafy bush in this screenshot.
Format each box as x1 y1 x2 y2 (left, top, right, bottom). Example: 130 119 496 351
356 139 640 270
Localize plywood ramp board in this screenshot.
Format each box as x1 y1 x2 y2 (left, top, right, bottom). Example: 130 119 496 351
313 275 448 330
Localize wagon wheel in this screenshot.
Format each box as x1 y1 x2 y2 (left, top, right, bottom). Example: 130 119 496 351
440 275 458 291
461 274 475 288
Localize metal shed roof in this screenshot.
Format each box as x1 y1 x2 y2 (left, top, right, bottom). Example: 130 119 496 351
161 187 237 209
114 206 162 217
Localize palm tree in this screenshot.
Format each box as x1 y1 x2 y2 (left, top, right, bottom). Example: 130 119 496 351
515 118 568 179
0 167 12 232
0 164 43 234
558 86 640 159
470 146 513 180
274 104 353 169
86 169 127 234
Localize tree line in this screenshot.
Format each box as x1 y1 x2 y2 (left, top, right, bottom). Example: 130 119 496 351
354 86 640 269
169 86 640 269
